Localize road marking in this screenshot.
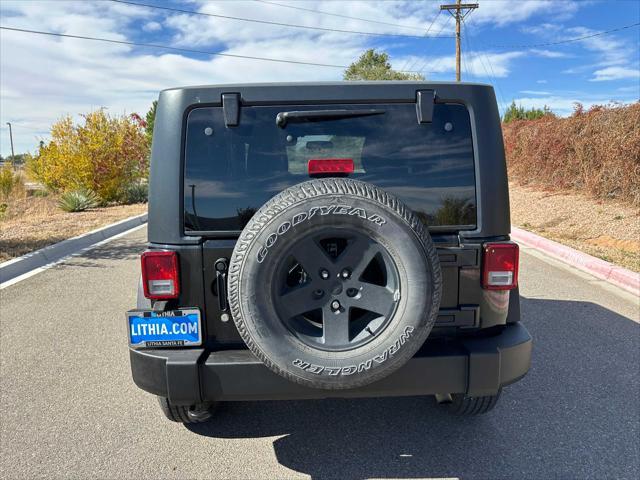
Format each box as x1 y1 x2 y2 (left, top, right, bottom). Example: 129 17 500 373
0 224 146 290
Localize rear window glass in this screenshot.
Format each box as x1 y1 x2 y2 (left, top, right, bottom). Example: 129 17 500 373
184 103 476 232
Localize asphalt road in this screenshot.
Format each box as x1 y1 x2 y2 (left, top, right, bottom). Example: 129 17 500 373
1 226 638 480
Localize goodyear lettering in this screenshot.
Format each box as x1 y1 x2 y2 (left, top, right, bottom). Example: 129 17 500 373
256 205 387 263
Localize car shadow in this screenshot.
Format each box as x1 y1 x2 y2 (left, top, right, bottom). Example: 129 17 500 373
187 297 639 480
56 237 144 269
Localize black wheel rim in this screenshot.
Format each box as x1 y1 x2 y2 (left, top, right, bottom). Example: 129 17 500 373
272 228 401 351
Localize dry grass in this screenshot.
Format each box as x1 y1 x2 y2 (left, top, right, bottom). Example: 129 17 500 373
503 102 640 206
0 193 147 261
510 182 640 272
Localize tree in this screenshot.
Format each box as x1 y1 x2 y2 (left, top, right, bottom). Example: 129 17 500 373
27 109 149 202
145 100 157 146
503 101 554 123
344 49 424 81
0 153 27 165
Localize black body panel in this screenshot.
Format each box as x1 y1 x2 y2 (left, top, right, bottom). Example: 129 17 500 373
130 321 532 404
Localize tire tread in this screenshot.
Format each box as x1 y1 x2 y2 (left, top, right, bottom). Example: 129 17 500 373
447 389 501 416
157 396 211 424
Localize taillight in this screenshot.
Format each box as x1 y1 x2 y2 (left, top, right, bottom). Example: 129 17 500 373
141 250 180 299
308 158 354 175
482 242 519 290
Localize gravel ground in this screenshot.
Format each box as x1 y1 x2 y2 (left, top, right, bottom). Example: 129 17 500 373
0 195 147 261
509 182 640 271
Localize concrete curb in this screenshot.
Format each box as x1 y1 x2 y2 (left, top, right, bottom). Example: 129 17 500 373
0 213 147 285
511 226 640 297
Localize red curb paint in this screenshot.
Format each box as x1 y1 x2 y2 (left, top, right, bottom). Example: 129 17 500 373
511 226 640 297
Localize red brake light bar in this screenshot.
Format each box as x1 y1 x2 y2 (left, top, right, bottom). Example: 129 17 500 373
141 250 180 299
308 158 354 175
482 242 519 290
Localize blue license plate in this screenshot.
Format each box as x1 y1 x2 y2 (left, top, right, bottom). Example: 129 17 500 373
126 309 202 348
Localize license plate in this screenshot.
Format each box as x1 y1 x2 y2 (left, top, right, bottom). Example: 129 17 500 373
126 309 202 348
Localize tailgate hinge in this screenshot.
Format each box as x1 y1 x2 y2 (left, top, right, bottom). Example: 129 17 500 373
222 93 241 127
416 89 435 124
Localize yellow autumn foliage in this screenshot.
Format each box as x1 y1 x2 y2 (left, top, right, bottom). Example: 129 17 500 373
27 109 149 202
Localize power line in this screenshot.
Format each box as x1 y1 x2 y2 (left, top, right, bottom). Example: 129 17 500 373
110 0 454 39
253 0 426 32
486 21 640 49
0 26 434 74
461 17 475 81
402 10 443 72
0 26 346 68
412 13 454 75
462 17 508 110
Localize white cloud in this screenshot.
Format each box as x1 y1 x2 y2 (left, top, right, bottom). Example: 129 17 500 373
590 66 640 82
520 90 551 95
0 0 373 154
559 26 639 81
472 2 579 28
399 51 525 79
0 0 617 155
529 48 569 58
142 21 162 32
537 79 548 83
520 22 563 36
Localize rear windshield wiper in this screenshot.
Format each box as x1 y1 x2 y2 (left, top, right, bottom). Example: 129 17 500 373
276 109 385 128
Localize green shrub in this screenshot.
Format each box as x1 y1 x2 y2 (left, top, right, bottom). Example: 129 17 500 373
57 189 100 212
0 202 7 220
31 189 49 198
503 101 554 123
122 182 148 204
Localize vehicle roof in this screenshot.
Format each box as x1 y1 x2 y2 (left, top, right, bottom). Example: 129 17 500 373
161 81 492 93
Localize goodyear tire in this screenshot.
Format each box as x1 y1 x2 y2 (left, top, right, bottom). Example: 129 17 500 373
228 178 442 390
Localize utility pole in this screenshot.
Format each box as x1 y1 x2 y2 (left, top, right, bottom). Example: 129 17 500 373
440 0 478 82
6 122 15 163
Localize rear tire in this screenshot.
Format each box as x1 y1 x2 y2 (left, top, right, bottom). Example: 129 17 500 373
157 396 216 424
445 389 502 415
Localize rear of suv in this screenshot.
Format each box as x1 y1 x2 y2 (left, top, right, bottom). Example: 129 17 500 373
127 82 532 423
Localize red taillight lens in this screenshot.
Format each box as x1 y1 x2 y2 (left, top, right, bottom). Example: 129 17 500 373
141 250 180 299
482 242 519 290
308 158 354 175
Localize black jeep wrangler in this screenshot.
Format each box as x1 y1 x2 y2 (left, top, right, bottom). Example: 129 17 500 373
127 81 532 423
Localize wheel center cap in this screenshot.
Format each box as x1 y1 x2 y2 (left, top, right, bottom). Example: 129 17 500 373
330 282 343 295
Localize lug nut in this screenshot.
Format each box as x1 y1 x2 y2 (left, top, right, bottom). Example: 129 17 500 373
320 269 330 280
331 300 341 311
313 289 325 299
341 268 351 279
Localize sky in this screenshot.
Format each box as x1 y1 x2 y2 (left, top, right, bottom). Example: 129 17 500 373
0 0 639 156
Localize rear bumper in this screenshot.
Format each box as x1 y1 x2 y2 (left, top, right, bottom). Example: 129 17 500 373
129 322 532 405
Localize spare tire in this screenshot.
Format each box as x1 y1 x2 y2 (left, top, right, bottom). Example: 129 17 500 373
228 178 442 390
